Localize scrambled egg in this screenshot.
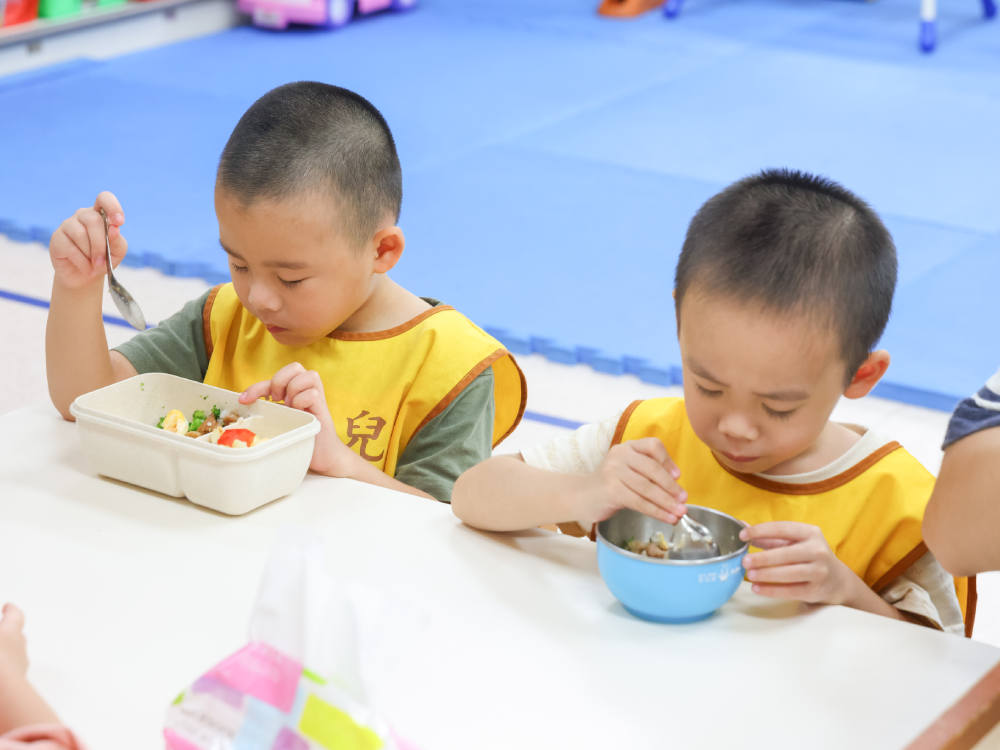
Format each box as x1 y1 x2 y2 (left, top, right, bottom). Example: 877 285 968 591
161 409 189 435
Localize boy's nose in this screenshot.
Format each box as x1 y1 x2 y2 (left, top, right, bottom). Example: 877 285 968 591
717 413 759 443
248 283 280 313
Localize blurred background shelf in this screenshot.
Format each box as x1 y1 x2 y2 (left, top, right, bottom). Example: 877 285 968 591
0 0 243 75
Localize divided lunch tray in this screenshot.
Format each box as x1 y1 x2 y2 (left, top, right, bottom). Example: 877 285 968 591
69 373 320 515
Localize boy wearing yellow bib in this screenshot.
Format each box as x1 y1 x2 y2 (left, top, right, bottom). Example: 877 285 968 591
453 169 970 635
45 83 524 502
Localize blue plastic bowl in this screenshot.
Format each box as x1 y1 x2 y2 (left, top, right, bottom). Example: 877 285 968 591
596 506 749 623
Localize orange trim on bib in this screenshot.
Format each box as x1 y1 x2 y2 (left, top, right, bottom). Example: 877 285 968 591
556 521 591 538
327 305 454 341
413 348 506 438
612 400 643 447
716 441 903 495
966 576 978 638
493 354 527 446
202 284 223 361
873 541 928 593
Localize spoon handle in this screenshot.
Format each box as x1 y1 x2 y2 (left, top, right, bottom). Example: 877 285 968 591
99 207 112 271
98 207 147 331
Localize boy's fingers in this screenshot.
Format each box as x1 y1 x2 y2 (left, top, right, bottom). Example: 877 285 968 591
621 471 685 517
108 233 128 265
268 363 308 403
80 209 109 270
61 217 97 265
93 191 125 226
626 494 681 525
627 453 687 502
746 538 796 551
288 388 323 414
744 545 811 569
285 371 324 402
240 380 273 404
740 521 812 543
751 583 811 600
629 438 681 479
60 242 97 278
746 563 814 584
0 603 24 633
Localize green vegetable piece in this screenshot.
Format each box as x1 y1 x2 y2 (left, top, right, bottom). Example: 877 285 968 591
156 417 165 429
192 410 205 420
211 406 221 419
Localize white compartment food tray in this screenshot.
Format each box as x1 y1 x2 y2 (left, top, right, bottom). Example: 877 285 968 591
70 373 320 515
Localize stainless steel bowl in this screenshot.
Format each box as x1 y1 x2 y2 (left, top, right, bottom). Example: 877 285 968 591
597 505 748 565
596 506 750 622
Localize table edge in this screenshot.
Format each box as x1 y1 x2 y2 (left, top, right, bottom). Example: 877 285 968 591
905 660 1000 750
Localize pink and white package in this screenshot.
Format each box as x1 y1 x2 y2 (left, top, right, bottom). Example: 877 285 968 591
164 527 423 750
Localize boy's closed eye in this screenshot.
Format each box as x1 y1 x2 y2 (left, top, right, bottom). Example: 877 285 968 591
694 379 800 419
695 382 723 398
763 404 798 420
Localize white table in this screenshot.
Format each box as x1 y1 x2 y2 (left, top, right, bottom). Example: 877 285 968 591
1 404 998 750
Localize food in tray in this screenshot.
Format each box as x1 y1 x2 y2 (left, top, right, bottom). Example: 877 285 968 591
623 531 673 558
156 406 267 448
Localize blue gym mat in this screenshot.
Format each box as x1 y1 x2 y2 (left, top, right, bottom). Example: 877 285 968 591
1 0 998 409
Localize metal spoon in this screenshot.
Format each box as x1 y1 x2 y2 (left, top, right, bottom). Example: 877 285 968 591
668 514 722 561
100 208 146 331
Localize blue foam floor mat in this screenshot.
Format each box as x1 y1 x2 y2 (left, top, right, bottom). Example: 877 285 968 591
1 0 998 409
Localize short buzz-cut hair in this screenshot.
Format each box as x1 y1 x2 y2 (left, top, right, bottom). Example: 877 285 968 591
674 168 897 381
217 81 403 249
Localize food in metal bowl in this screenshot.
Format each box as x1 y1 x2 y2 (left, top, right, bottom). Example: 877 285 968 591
624 531 672 558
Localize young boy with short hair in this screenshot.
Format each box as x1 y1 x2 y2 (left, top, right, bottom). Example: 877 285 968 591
45 82 525 503
452 169 971 635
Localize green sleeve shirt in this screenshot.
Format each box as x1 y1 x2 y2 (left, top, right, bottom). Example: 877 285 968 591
112 295 494 503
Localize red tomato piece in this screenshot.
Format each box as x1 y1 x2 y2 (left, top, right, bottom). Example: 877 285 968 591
218 428 256 448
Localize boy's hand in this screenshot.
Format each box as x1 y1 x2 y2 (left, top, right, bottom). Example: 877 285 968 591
0 604 28 678
49 192 127 291
740 522 856 605
239 362 359 476
581 438 688 525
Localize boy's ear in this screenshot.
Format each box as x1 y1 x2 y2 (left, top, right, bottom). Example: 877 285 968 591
844 350 891 399
371 227 405 274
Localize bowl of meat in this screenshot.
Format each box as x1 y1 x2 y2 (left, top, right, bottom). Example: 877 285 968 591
596 506 749 623
70 373 319 515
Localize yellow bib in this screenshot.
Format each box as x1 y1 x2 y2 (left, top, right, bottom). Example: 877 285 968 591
612 398 974 635
202 284 526 477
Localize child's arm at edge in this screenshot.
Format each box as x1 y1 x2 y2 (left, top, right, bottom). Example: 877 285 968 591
0 605 59 736
46 193 137 420
452 438 688 532
924 426 1000 577
452 454 593 531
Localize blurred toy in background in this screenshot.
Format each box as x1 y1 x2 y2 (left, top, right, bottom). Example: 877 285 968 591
240 0 415 30
597 0 662 16
1 0 39 26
